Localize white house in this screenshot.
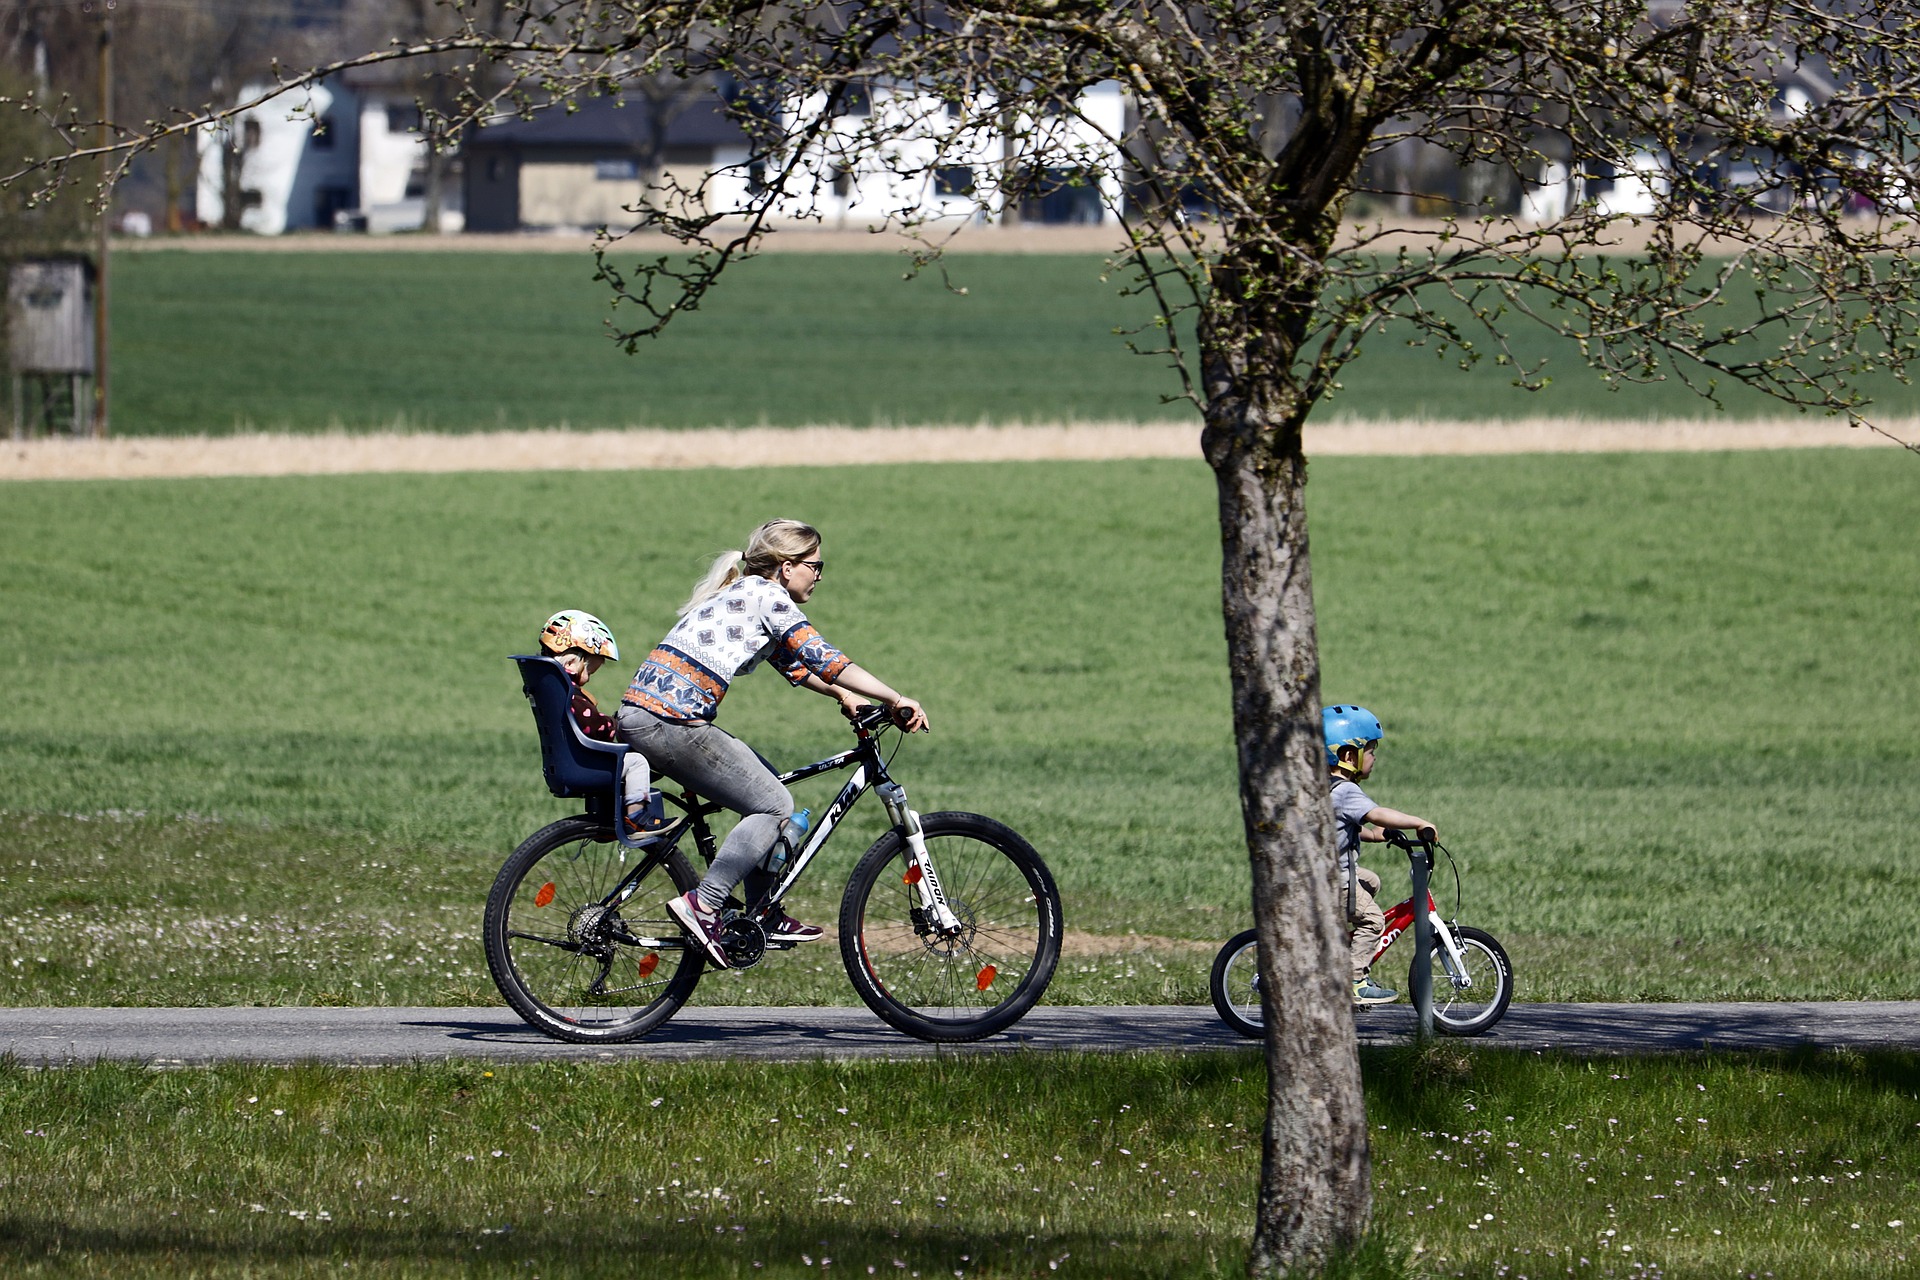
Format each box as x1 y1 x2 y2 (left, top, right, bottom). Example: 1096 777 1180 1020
765 80 1129 227
196 74 462 234
1518 71 1835 222
462 79 1130 233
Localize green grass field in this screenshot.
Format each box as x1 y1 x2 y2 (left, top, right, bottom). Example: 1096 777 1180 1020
106 250 1920 434
1 1047 1915 1279
1 449 1915 1007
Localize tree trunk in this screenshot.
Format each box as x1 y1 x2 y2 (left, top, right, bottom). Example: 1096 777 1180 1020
421 146 444 234
1202 393 1371 1277
219 128 247 232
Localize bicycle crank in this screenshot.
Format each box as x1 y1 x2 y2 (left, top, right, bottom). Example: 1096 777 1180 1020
719 913 767 968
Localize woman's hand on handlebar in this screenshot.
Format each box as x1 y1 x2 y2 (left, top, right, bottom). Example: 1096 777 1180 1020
813 664 926 732
832 687 872 721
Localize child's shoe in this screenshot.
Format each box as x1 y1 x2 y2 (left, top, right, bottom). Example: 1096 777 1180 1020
1352 974 1398 1006
622 789 672 842
668 891 731 968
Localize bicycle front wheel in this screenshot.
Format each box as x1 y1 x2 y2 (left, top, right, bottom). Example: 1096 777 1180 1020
483 817 703 1043
1209 929 1263 1039
840 811 1062 1042
1418 925 1513 1037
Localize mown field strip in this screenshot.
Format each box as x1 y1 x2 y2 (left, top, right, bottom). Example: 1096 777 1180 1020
4 452 1914 1006
2 416 1901 482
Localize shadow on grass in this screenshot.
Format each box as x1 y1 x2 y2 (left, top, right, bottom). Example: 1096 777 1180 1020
0 1215 1253 1279
1364 1042 1920 1131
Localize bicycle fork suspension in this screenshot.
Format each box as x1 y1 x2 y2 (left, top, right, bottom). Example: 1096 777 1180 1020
1428 915 1475 989
877 781 965 936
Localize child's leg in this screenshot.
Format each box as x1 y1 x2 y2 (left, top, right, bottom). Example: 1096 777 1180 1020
1349 867 1385 983
621 752 651 802
618 752 673 839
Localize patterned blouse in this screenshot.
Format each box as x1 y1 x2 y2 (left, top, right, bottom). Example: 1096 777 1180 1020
622 576 851 724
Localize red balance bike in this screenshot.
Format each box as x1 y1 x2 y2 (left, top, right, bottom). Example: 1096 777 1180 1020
1210 831 1513 1037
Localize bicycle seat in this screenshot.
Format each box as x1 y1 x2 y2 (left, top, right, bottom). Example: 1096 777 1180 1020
510 654 626 800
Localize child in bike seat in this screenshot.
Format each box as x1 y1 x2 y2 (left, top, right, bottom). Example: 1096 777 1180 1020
539 611 669 842
1324 704 1439 1008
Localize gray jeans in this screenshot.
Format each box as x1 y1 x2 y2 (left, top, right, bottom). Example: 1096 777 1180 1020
616 703 793 911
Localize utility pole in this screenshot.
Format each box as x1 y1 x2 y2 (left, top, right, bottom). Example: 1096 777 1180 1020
92 3 113 439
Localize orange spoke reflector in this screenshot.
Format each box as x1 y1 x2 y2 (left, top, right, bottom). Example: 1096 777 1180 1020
902 864 924 886
975 964 997 992
637 952 659 979
533 882 556 908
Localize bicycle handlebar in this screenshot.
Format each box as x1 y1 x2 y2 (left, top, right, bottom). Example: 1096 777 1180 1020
848 703 918 734
1382 830 1464 920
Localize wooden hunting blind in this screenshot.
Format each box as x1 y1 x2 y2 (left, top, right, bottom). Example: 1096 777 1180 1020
8 257 94 438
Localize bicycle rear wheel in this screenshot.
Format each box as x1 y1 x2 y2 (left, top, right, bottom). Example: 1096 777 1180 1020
1417 925 1513 1036
483 816 703 1043
839 811 1061 1042
1209 929 1263 1039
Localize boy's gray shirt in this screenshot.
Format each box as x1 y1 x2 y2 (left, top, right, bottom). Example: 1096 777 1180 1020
1329 776 1375 885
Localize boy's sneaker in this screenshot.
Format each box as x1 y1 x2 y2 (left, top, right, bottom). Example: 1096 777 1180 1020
668 891 731 968
1352 975 1398 1006
765 910 825 943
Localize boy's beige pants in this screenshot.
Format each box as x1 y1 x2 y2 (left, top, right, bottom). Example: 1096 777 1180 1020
1349 866 1385 983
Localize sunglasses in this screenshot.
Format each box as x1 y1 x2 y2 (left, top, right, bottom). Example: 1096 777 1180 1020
795 559 825 576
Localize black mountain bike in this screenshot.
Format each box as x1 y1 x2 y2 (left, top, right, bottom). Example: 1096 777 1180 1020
483 705 1063 1044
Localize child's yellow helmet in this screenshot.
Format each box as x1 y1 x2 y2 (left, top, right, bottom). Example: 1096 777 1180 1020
539 610 620 661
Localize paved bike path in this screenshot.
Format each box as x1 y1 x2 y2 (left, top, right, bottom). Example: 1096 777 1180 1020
5 1002 1920 1066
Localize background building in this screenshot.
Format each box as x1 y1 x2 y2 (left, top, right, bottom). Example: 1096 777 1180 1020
195 72 460 234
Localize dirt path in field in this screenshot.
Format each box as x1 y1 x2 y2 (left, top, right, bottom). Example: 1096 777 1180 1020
125 215 1894 257
1 417 1903 482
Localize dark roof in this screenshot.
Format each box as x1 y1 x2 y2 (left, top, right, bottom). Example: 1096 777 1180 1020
466 91 746 150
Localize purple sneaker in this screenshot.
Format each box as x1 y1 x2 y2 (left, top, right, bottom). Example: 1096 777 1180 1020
766 911 825 943
668 891 731 968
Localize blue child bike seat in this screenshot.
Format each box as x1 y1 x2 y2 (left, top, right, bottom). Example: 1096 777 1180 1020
510 654 626 800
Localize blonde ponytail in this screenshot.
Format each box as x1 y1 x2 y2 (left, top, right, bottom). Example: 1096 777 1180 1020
680 548 745 616
680 519 821 615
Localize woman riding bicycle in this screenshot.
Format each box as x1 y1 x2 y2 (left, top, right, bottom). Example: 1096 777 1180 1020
616 518 928 969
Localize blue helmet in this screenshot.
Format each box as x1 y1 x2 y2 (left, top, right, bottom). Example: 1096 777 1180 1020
1323 705 1384 767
